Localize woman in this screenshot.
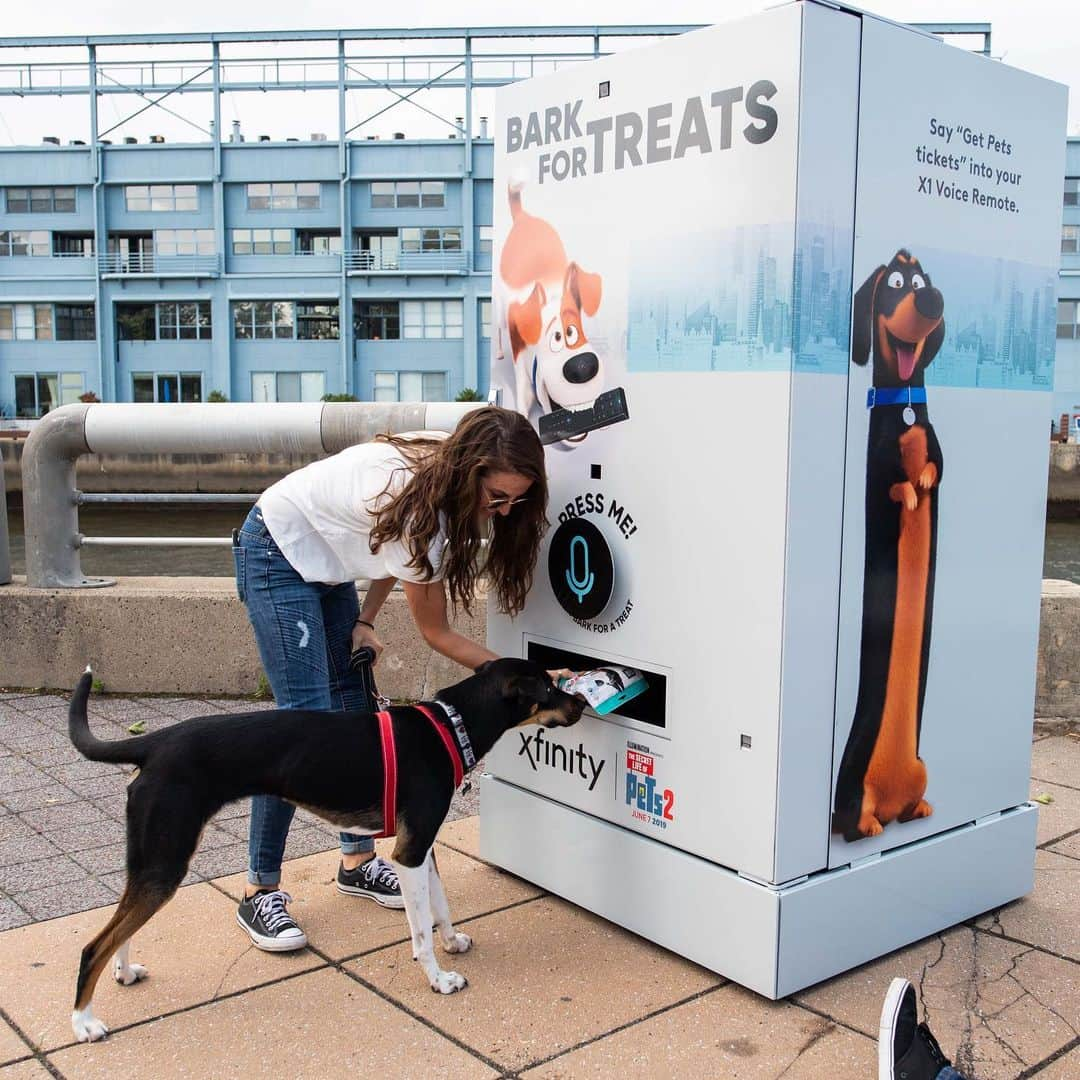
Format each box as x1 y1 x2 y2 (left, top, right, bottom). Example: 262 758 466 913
232 406 548 951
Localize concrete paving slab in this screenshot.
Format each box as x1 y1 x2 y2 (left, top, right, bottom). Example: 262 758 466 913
20 801 108 834
521 983 877 1080
438 813 482 860
796 924 1080 1079
0 1017 30 1066
44 819 126 855
47 967 497 1080
216 844 543 962
0 882 323 1053
1031 1046 1080 1078
0 898 30 932
0 1061 51 1078
0 782 82 814
13 879 119 923
351 895 722 1073
977 849 1080 961
0 761 53 796
1031 778 1080 845
1047 832 1080 859
0 855 89 896
0 833 62 870
1030 735 1080 788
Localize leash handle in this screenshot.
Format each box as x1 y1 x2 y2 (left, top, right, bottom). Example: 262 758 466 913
349 646 391 711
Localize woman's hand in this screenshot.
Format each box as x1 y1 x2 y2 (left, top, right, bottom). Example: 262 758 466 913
351 620 385 664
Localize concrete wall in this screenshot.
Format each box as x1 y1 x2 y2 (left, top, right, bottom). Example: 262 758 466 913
1 574 1077 721
1048 443 1080 505
0 576 485 701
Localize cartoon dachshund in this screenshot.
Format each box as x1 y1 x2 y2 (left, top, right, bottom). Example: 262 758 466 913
495 183 604 430
833 250 946 843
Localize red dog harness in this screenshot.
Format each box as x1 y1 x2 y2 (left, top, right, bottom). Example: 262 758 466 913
375 705 466 838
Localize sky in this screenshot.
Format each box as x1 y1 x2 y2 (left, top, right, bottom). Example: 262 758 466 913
0 0 1076 145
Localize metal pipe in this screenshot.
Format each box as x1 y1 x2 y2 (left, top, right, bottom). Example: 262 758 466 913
0 448 11 585
77 493 257 504
22 401 486 588
77 536 233 547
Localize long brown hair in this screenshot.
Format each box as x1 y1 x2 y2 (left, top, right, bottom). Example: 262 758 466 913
369 407 548 615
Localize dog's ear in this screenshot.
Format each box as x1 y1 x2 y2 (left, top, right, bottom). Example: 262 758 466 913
851 265 885 367
507 282 546 359
474 660 495 675
921 317 946 367
564 262 602 318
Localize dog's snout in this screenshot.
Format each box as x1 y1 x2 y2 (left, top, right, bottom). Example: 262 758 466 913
915 286 943 322
562 351 599 385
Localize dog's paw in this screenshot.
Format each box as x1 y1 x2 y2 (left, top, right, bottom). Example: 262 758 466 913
72 1009 109 1043
114 962 148 987
442 932 472 955
430 969 468 994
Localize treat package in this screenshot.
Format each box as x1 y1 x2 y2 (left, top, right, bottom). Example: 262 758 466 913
559 666 648 716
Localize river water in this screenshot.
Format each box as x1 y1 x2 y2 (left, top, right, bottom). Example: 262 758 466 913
5 504 1080 584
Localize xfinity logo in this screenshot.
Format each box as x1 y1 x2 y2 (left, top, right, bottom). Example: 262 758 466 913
518 729 606 792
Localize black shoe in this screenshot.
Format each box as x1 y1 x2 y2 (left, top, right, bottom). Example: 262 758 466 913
336 856 405 909
880 977 957 1079
236 889 308 952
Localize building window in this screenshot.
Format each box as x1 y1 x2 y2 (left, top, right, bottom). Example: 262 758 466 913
402 299 463 339
56 304 96 341
251 371 325 402
54 233 94 257
0 231 51 256
124 185 198 212
116 303 157 341
296 302 340 340
233 301 295 340
0 303 53 340
13 372 84 417
6 187 75 213
1065 178 1079 207
1063 225 1080 255
155 229 215 256
371 180 445 209
132 372 203 403
1058 301 1080 340
355 301 400 340
373 371 447 402
478 226 493 256
158 301 212 340
232 228 292 256
354 232 399 269
297 231 342 255
246 182 320 211
479 299 491 339
401 227 462 253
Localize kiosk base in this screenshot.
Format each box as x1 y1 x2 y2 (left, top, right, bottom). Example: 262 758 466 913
479 776 1037 999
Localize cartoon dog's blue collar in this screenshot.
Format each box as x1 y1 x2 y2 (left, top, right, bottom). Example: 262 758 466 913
867 386 927 409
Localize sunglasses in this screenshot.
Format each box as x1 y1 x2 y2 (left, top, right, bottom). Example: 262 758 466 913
484 493 530 510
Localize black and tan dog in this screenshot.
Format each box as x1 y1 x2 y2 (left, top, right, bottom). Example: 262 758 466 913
833 250 946 842
66 658 585 1042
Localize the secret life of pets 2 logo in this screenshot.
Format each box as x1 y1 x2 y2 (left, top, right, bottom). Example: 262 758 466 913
625 740 675 830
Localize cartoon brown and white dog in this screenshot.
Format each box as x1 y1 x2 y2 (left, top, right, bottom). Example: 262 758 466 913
495 183 605 435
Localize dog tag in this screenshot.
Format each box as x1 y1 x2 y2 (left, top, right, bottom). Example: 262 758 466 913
903 406 916 426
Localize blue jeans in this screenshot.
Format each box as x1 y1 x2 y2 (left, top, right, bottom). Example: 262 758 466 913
936 1070 964 1080
234 505 375 887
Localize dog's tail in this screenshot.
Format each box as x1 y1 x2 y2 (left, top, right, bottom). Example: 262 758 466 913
69 667 149 766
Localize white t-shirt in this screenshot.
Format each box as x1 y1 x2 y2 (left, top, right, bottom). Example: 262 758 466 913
257 437 448 585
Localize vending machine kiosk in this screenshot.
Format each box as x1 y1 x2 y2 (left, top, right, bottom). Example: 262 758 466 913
481 0 1067 997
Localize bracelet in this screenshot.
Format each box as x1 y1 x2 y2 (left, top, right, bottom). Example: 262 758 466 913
355 618 375 631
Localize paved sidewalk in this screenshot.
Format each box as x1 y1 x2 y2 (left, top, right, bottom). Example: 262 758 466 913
0 692 1077 1078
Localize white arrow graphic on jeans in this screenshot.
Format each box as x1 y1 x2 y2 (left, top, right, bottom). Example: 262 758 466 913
296 620 310 649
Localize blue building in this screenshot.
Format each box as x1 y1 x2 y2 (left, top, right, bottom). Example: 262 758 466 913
1057 137 1080 432
5 22 1070 421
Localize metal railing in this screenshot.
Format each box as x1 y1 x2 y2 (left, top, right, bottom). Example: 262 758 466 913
344 249 469 273
21 401 484 588
98 253 221 277
0 450 10 585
